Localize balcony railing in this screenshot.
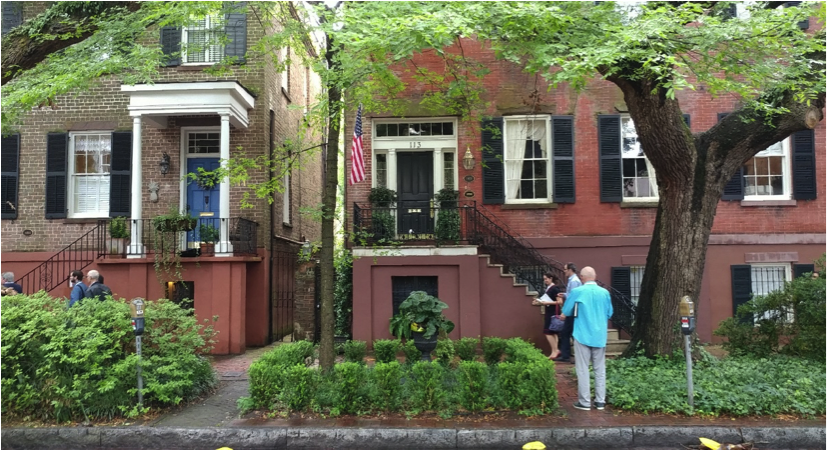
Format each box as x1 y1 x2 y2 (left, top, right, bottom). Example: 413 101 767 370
121 217 258 258
353 200 637 336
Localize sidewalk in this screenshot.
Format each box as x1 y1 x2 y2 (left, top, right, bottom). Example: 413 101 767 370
2 344 824 450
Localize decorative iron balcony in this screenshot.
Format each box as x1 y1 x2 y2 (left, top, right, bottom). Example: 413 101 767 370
120 217 258 258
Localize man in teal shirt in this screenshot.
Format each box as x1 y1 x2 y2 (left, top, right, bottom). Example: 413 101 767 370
560 266 613 411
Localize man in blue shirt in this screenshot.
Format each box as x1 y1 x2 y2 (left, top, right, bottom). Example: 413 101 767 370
68 270 87 307
560 266 613 411
554 262 582 363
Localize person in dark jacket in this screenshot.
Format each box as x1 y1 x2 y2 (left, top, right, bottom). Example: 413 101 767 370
84 270 112 302
69 270 88 307
2 272 23 294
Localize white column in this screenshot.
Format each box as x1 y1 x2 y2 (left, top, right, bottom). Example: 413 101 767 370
387 148 397 192
216 114 233 256
127 116 145 258
433 148 443 192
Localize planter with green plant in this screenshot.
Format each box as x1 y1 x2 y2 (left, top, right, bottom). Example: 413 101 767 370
152 206 197 233
389 291 455 361
368 187 397 243
434 188 460 244
151 206 196 284
199 223 219 256
108 216 130 258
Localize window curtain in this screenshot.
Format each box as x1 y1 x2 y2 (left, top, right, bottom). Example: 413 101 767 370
505 119 547 200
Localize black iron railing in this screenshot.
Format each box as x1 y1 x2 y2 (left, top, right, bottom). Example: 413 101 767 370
126 217 258 257
352 200 637 335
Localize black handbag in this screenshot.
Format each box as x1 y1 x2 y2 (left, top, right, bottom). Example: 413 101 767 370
547 303 565 332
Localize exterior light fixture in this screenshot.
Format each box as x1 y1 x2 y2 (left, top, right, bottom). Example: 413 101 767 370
159 152 171 176
462 146 475 170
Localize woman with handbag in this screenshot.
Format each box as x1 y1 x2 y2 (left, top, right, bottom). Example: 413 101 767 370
532 273 565 359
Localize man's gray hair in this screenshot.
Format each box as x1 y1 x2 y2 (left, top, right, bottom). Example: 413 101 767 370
2 272 14 282
87 270 100 281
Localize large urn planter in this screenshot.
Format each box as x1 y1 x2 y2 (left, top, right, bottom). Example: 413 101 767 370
411 330 438 361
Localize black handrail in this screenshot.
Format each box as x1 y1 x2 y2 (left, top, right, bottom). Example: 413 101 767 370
16 220 108 295
352 200 637 335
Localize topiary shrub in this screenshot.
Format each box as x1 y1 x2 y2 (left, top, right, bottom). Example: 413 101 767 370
373 339 400 364
434 338 455 367
456 361 488 412
482 337 507 366
406 361 448 413
341 340 367 364
402 339 421 364
454 337 479 361
372 361 403 411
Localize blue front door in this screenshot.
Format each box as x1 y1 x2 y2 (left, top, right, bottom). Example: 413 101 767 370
187 158 220 245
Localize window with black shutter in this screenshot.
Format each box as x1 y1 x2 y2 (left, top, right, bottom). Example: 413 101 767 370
730 265 753 323
552 116 575 203
791 129 816 201
1 133 20 219
718 112 745 201
224 2 248 63
793 263 815 279
598 115 622 202
481 118 504 204
610 267 632 302
160 26 182 67
45 133 68 219
109 132 132 218
683 113 691 128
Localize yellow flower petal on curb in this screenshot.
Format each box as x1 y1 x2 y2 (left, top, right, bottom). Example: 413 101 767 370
522 441 546 450
216 447 233 450
700 437 721 450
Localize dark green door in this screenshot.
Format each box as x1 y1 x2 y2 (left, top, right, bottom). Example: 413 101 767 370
397 152 433 235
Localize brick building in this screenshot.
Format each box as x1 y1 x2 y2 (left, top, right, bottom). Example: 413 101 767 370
344 38 824 351
1 2 324 354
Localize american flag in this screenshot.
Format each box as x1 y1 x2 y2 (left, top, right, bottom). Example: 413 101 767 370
349 104 366 185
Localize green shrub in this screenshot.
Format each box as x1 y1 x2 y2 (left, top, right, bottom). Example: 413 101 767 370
333 248 353 338
341 340 367 364
372 361 403 411
280 364 317 411
454 337 479 361
402 339 421 364
1 293 216 421
606 354 826 416
333 362 370 414
373 339 400 363
259 340 315 366
456 361 488 412
482 337 507 366
434 188 460 243
714 258 825 360
406 361 448 413
434 338 455 366
495 344 557 415
504 337 545 364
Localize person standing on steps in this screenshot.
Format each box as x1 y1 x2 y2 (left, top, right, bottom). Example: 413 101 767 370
555 262 581 363
560 266 613 411
532 272 563 359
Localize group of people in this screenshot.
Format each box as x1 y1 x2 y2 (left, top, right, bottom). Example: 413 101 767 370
533 263 613 411
0 269 111 304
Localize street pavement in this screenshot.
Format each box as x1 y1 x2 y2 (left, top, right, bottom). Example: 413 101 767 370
2 344 824 450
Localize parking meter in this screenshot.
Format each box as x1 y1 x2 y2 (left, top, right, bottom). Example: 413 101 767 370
679 296 695 335
130 298 145 336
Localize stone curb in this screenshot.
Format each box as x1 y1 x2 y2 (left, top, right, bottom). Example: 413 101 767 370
1 426 824 450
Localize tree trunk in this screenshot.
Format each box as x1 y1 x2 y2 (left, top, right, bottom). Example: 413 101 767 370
318 30 341 372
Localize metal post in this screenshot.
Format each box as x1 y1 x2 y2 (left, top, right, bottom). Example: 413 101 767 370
684 334 693 409
136 335 143 406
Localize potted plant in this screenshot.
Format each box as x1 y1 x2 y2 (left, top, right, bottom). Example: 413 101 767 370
199 223 219 256
434 188 460 244
368 187 397 243
152 206 197 233
389 291 455 361
109 216 130 258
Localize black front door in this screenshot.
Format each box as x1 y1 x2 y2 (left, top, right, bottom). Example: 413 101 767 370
397 151 433 236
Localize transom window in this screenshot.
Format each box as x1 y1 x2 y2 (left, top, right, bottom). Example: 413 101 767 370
621 116 658 200
187 132 220 154
504 116 551 202
743 139 790 199
182 15 224 64
376 122 454 137
69 133 111 217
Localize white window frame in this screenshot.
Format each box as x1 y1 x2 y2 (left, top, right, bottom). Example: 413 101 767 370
181 14 225 65
629 265 645 306
621 115 659 202
503 115 552 204
281 47 290 93
743 138 792 201
750 263 793 324
372 151 388 189
282 170 291 226
67 131 112 219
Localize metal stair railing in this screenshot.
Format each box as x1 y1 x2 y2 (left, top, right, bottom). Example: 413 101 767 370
15 220 108 295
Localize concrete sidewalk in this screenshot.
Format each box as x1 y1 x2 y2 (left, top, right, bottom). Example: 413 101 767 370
2 345 824 450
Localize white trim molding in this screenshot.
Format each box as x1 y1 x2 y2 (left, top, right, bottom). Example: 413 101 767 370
121 82 255 128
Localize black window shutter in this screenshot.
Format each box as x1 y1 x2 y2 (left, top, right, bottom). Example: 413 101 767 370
109 132 132 218
791 129 816 201
731 265 753 323
1 133 20 219
611 267 632 300
160 26 182 67
793 263 815 279
783 2 809 29
718 112 744 201
552 115 575 203
481 118 504 204
598 115 622 202
224 2 247 63
45 133 68 219
683 113 691 128
1 2 21 36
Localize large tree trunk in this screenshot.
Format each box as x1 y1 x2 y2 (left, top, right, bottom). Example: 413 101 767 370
318 30 341 371
610 76 824 357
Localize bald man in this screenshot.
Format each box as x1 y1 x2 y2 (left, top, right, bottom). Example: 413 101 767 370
84 270 112 302
560 266 613 411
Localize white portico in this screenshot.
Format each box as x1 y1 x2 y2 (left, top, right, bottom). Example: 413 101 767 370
120 81 255 257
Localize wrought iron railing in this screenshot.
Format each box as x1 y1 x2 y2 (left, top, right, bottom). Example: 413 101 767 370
352 200 637 335
125 217 258 257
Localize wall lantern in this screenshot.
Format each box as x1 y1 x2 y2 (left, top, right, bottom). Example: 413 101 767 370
462 146 475 170
159 152 171 176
